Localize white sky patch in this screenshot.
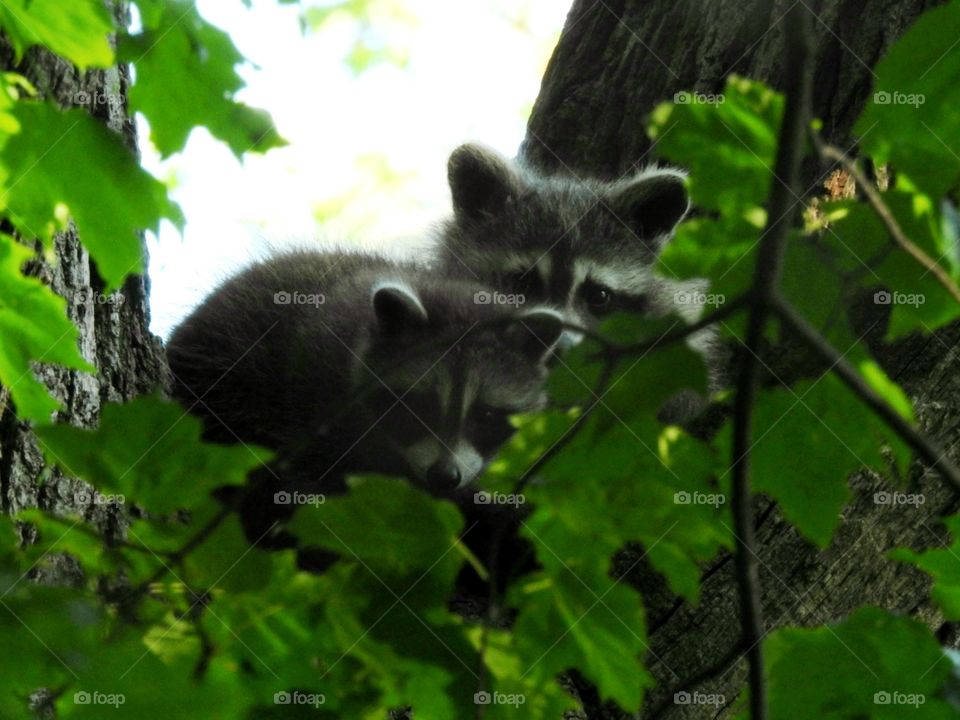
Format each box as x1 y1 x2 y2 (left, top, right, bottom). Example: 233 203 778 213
143 0 568 337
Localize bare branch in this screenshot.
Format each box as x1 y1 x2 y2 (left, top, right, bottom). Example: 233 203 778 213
730 4 813 718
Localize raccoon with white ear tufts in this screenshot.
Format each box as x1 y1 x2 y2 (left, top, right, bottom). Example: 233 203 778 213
435 143 724 424
165 249 563 556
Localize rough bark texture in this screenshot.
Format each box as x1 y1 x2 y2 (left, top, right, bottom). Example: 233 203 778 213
523 1 959 718
0 5 166 585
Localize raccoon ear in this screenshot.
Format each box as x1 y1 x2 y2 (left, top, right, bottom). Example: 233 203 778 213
448 143 520 222
372 282 429 334
609 169 689 251
507 309 564 362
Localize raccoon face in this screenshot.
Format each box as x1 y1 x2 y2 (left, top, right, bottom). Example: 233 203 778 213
441 143 691 342
357 282 562 494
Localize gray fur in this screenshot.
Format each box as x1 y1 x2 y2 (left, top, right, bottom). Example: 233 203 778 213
437 144 723 417
166 250 562 496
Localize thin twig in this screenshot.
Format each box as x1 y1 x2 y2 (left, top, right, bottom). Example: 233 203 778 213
512 297 749 494
730 4 813 719
192 613 215 679
812 133 960 304
128 505 232 598
773 296 960 492
512 353 618 495
611 293 750 356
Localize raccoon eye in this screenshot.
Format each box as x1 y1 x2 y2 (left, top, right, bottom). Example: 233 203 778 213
476 406 503 422
582 281 614 314
471 404 515 451
504 270 541 296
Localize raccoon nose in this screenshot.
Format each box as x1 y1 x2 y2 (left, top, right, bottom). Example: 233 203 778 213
426 458 462 492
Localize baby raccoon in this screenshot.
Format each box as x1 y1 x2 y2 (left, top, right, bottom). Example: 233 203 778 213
437 144 705 336
166 250 562 543
435 144 720 419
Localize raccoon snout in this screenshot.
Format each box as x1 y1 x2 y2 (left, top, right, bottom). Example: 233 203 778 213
404 438 483 493
557 328 584 351
426 457 462 492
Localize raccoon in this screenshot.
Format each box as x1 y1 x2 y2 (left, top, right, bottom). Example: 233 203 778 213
167 250 563 489
166 250 562 545
435 143 721 420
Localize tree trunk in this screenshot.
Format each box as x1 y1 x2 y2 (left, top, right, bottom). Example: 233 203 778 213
524 1 959 717
0 4 165 586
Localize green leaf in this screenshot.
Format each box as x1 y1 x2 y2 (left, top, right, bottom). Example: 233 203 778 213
469 629 577 719
858 360 914 421
290 475 464 575
855 1 960 198
185 515 277 594
822 195 960 338
16 509 125 578
0 580 106 710
120 1 286 158
0 234 94 421
658 214 759 309
548 314 710 422
649 75 782 214
317 562 473 719
759 607 955 719
648 76 782 303
523 415 730 603
481 409 579 493
0 102 183 289
0 0 114 69
893 515 960 620
35 396 272 513
719 373 911 547
204 557 336 694
59 627 253 718
779 232 850 344
286 476 472 717
510 566 652 711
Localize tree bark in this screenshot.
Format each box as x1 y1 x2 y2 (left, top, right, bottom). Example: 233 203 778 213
524 1 959 717
0 4 165 585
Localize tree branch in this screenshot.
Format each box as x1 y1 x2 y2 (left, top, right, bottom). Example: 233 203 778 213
730 4 813 719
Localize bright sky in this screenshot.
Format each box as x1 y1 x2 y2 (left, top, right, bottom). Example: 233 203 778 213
143 0 569 337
